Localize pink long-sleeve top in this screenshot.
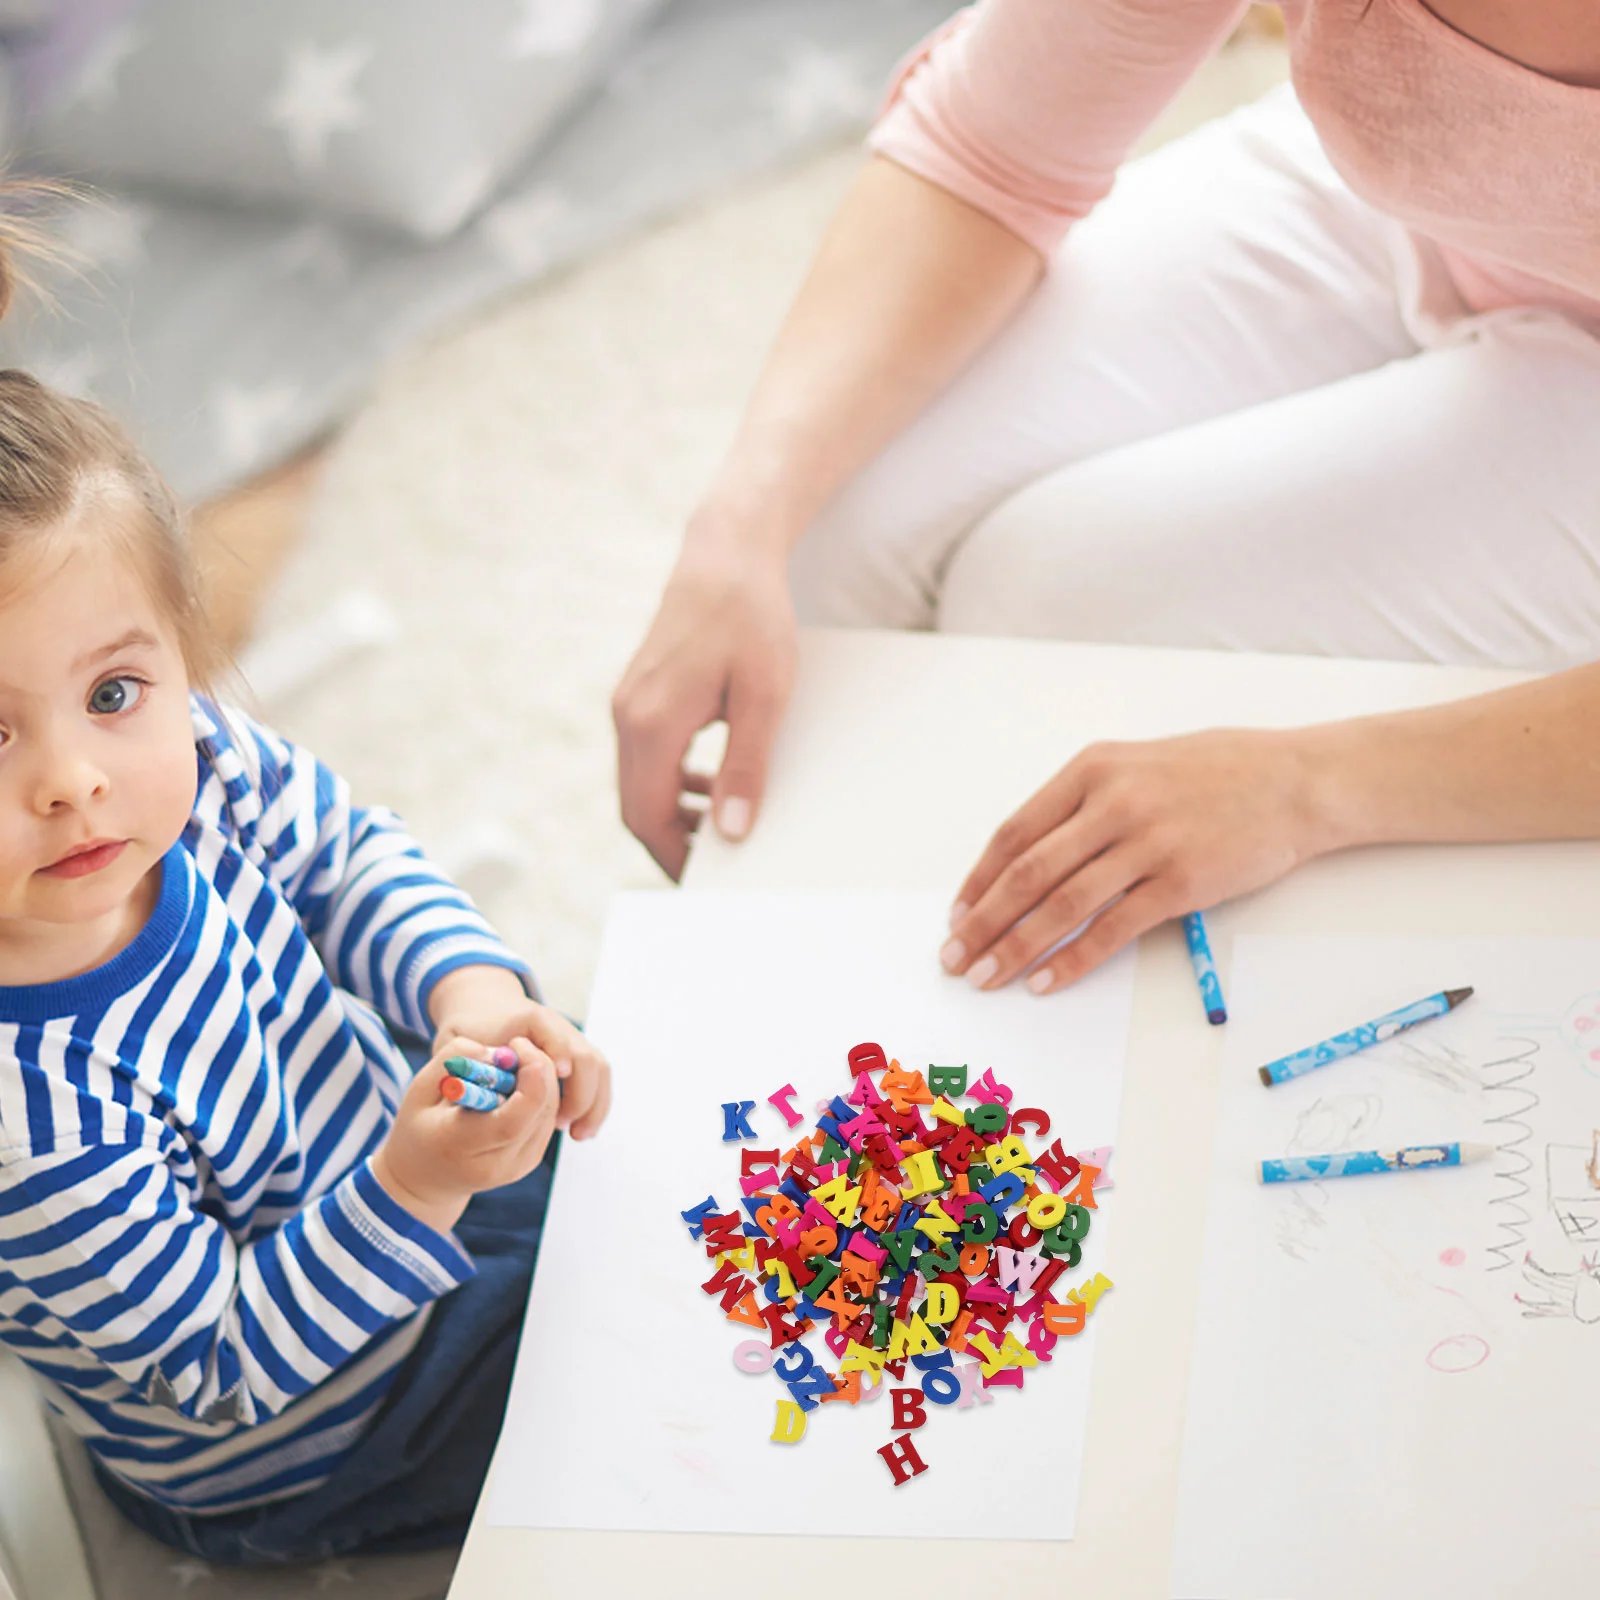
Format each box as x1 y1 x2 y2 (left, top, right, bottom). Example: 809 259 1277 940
870 0 1600 328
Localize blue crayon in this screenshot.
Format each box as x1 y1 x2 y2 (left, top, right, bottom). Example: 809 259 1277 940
1258 986 1474 1087
441 1076 500 1113
1181 912 1227 1025
445 1055 517 1096
1259 1140 1493 1184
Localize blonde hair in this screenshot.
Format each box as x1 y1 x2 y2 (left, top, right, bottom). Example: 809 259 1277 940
0 196 228 691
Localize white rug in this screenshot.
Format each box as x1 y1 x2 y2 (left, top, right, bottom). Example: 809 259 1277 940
250 41 1288 1020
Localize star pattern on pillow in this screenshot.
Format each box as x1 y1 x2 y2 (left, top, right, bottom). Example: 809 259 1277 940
213 381 305 470
61 20 142 113
267 39 374 170
58 196 155 272
478 185 572 273
507 0 603 60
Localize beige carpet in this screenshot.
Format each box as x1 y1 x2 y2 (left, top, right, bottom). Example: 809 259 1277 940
250 39 1289 1022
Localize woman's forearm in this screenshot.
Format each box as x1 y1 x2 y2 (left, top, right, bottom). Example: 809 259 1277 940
693 155 1043 554
1301 659 1600 854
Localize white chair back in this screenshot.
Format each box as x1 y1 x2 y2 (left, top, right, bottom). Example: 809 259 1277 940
0 1350 96 1600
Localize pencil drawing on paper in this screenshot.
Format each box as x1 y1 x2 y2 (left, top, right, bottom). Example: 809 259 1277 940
1286 1094 1382 1154
1482 1035 1541 1271
1388 1036 1480 1094
1515 1251 1600 1322
1425 1333 1490 1373
1545 1135 1600 1245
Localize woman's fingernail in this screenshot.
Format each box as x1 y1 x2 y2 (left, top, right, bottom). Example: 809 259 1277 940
939 938 966 972
949 901 968 929
966 954 999 988
717 797 751 841
1027 967 1054 994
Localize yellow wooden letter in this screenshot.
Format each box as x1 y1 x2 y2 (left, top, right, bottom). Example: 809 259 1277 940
900 1148 947 1198
811 1173 863 1227
840 1339 886 1373
985 1134 1035 1178
1068 1272 1114 1316
925 1283 959 1326
914 1198 960 1245
771 1400 808 1444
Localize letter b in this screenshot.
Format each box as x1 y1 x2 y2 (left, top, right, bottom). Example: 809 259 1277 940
890 1388 927 1431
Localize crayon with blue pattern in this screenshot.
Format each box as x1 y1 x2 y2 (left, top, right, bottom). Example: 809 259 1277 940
445 1053 518 1097
440 1076 501 1112
1257 986 1473 1087
1259 1140 1493 1183
1182 912 1227 1025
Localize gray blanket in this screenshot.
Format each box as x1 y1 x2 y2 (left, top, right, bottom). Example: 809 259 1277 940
0 0 950 501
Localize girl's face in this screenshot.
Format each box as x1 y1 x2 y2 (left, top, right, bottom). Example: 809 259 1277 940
0 534 197 953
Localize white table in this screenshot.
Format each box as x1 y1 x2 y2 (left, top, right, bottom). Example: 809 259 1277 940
450 628 1600 1598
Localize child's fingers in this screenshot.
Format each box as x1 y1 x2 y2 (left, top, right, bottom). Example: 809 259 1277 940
505 1041 559 1117
553 1040 605 1133
519 1006 584 1081
567 1059 612 1142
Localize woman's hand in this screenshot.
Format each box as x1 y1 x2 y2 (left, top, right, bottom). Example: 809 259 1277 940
372 1034 562 1235
613 524 797 880
428 965 612 1140
940 728 1329 993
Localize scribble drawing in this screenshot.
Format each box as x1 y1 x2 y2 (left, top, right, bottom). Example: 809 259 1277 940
1546 1139 1600 1245
1425 1334 1491 1373
1516 1252 1600 1322
1272 1187 1329 1263
1286 1094 1382 1155
1481 1035 1541 1272
1390 1037 1479 1094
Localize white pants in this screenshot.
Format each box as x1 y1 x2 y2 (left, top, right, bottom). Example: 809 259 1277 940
791 86 1600 673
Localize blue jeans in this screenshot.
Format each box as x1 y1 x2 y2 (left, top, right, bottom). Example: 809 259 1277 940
94 1147 558 1566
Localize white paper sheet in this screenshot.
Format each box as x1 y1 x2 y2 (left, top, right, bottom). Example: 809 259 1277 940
485 890 1136 1539
1171 936 1600 1599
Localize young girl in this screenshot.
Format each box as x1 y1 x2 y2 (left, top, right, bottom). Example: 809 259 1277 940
0 249 611 1564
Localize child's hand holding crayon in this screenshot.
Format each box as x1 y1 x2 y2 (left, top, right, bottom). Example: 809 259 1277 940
371 1034 562 1234
427 966 612 1141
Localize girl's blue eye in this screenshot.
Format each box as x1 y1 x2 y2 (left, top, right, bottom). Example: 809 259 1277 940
89 676 144 715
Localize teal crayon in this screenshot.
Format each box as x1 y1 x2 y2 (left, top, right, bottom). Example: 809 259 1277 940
1181 912 1227 1025
1258 986 1473 1087
445 1055 517 1097
1259 1140 1494 1184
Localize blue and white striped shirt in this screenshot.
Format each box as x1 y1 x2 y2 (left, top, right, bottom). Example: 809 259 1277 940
0 699 531 1512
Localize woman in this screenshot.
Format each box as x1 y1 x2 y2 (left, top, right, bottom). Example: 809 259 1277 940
612 0 1600 992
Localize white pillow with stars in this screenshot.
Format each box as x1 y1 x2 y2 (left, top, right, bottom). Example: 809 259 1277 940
20 0 668 239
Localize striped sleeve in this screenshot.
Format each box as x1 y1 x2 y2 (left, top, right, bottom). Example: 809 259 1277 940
191 699 534 1037
0 1131 472 1429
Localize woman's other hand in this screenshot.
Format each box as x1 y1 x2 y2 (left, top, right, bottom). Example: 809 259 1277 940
613 522 797 880
612 158 1044 882
941 728 1329 993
